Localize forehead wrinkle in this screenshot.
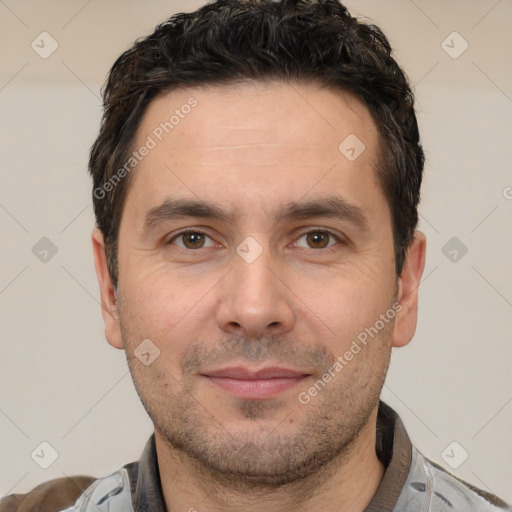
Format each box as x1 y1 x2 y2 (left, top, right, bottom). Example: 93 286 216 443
202 143 325 150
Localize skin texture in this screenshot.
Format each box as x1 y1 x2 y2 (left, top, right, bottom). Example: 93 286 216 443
92 80 426 512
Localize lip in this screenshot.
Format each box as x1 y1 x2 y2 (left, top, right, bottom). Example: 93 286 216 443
200 366 310 400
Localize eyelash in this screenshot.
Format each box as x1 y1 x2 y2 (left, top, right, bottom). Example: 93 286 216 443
167 228 344 252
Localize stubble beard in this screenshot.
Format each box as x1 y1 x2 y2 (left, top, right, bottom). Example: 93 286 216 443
121 319 392 491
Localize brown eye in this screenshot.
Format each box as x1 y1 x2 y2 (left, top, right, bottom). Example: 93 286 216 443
170 231 214 249
306 232 330 248
182 232 205 249
295 230 339 250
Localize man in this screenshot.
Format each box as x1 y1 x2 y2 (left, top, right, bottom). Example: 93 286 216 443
1 0 509 510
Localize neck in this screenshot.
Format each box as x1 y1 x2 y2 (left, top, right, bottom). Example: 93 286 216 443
156 406 385 512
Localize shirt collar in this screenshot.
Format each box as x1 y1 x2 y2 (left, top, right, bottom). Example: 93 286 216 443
364 400 413 511
125 435 167 511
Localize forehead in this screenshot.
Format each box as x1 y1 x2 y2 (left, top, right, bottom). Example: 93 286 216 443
136 80 377 154
124 80 384 223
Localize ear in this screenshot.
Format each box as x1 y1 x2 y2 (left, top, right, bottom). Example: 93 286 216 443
91 228 124 349
392 230 427 348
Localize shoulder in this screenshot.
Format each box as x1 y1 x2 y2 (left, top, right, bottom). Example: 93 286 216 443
427 456 510 510
0 467 138 512
0 476 95 512
409 448 511 511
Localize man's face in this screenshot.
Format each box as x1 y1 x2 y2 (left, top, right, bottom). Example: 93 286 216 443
94 81 418 485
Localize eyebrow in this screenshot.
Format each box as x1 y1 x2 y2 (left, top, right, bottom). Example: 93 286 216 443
143 195 369 232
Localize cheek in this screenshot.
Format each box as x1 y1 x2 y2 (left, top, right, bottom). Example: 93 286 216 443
121 268 216 351
123 276 175 332
294 268 395 352
127 350 183 415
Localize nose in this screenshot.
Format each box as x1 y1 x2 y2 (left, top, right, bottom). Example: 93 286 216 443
216 246 295 339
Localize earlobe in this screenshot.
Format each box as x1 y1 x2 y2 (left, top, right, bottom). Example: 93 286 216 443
392 231 427 348
91 228 124 350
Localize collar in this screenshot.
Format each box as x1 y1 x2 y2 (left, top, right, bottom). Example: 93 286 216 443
364 400 413 511
124 400 412 511
123 436 167 511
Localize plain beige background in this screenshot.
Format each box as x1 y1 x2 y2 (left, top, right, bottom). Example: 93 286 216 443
1 0 511 502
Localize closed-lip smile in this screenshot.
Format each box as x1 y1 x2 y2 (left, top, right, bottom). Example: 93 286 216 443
200 365 311 399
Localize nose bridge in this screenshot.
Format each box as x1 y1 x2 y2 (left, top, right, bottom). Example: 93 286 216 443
216 239 294 337
234 246 277 301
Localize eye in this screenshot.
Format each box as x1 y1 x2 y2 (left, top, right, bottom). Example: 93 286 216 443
294 230 341 250
167 229 342 251
169 230 216 250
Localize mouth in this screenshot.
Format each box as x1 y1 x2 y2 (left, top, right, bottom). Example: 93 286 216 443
199 366 311 400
